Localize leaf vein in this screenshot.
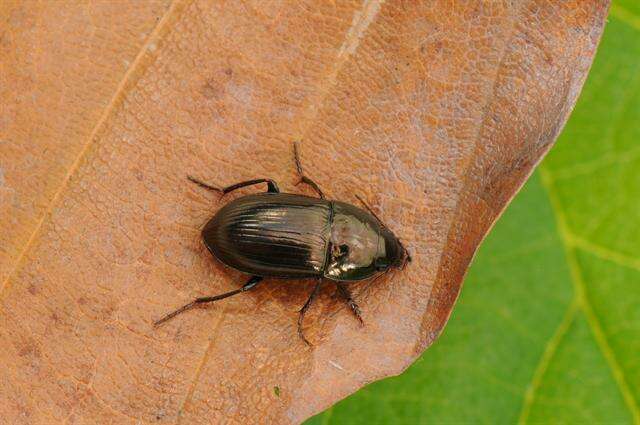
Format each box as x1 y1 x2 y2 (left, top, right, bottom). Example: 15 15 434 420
569 235 640 272
517 300 579 424
294 0 384 143
538 166 640 423
0 0 189 301
175 305 227 424
550 66 640 182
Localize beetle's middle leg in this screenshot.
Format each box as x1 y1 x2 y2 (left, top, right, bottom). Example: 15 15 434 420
293 142 324 199
298 279 322 345
336 282 364 326
188 176 280 194
154 275 263 326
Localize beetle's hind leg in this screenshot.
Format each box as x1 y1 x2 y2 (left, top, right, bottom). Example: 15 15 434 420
336 282 364 326
188 176 279 194
293 142 324 199
154 275 263 326
298 279 322 345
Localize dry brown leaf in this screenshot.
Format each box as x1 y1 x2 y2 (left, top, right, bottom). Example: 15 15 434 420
0 0 172 283
0 1 608 424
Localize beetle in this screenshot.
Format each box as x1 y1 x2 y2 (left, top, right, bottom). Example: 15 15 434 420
155 143 410 344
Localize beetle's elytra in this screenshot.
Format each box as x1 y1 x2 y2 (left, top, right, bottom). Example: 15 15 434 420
155 143 410 345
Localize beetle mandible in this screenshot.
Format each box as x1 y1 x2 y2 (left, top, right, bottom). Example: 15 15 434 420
155 143 410 345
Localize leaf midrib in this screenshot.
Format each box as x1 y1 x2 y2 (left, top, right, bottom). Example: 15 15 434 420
519 145 640 417
178 1 387 421
517 8 640 423
0 0 186 300
538 166 639 421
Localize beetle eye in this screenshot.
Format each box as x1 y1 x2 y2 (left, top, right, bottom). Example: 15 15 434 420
332 244 350 259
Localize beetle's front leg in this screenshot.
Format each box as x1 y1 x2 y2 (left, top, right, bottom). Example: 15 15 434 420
298 279 322 345
336 282 364 326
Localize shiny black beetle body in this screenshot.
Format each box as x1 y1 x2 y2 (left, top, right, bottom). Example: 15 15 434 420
155 144 409 344
204 193 404 281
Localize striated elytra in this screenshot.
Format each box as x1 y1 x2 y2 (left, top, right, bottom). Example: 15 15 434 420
155 143 410 344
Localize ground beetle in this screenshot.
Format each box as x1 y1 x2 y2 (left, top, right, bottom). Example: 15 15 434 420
155 143 410 344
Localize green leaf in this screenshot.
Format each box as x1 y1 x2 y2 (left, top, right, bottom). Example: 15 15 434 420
307 3 640 424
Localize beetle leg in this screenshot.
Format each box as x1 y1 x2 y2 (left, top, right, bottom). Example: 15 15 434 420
298 279 322 346
154 276 263 326
222 178 280 194
293 142 325 199
336 282 364 326
188 175 223 193
188 176 279 195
